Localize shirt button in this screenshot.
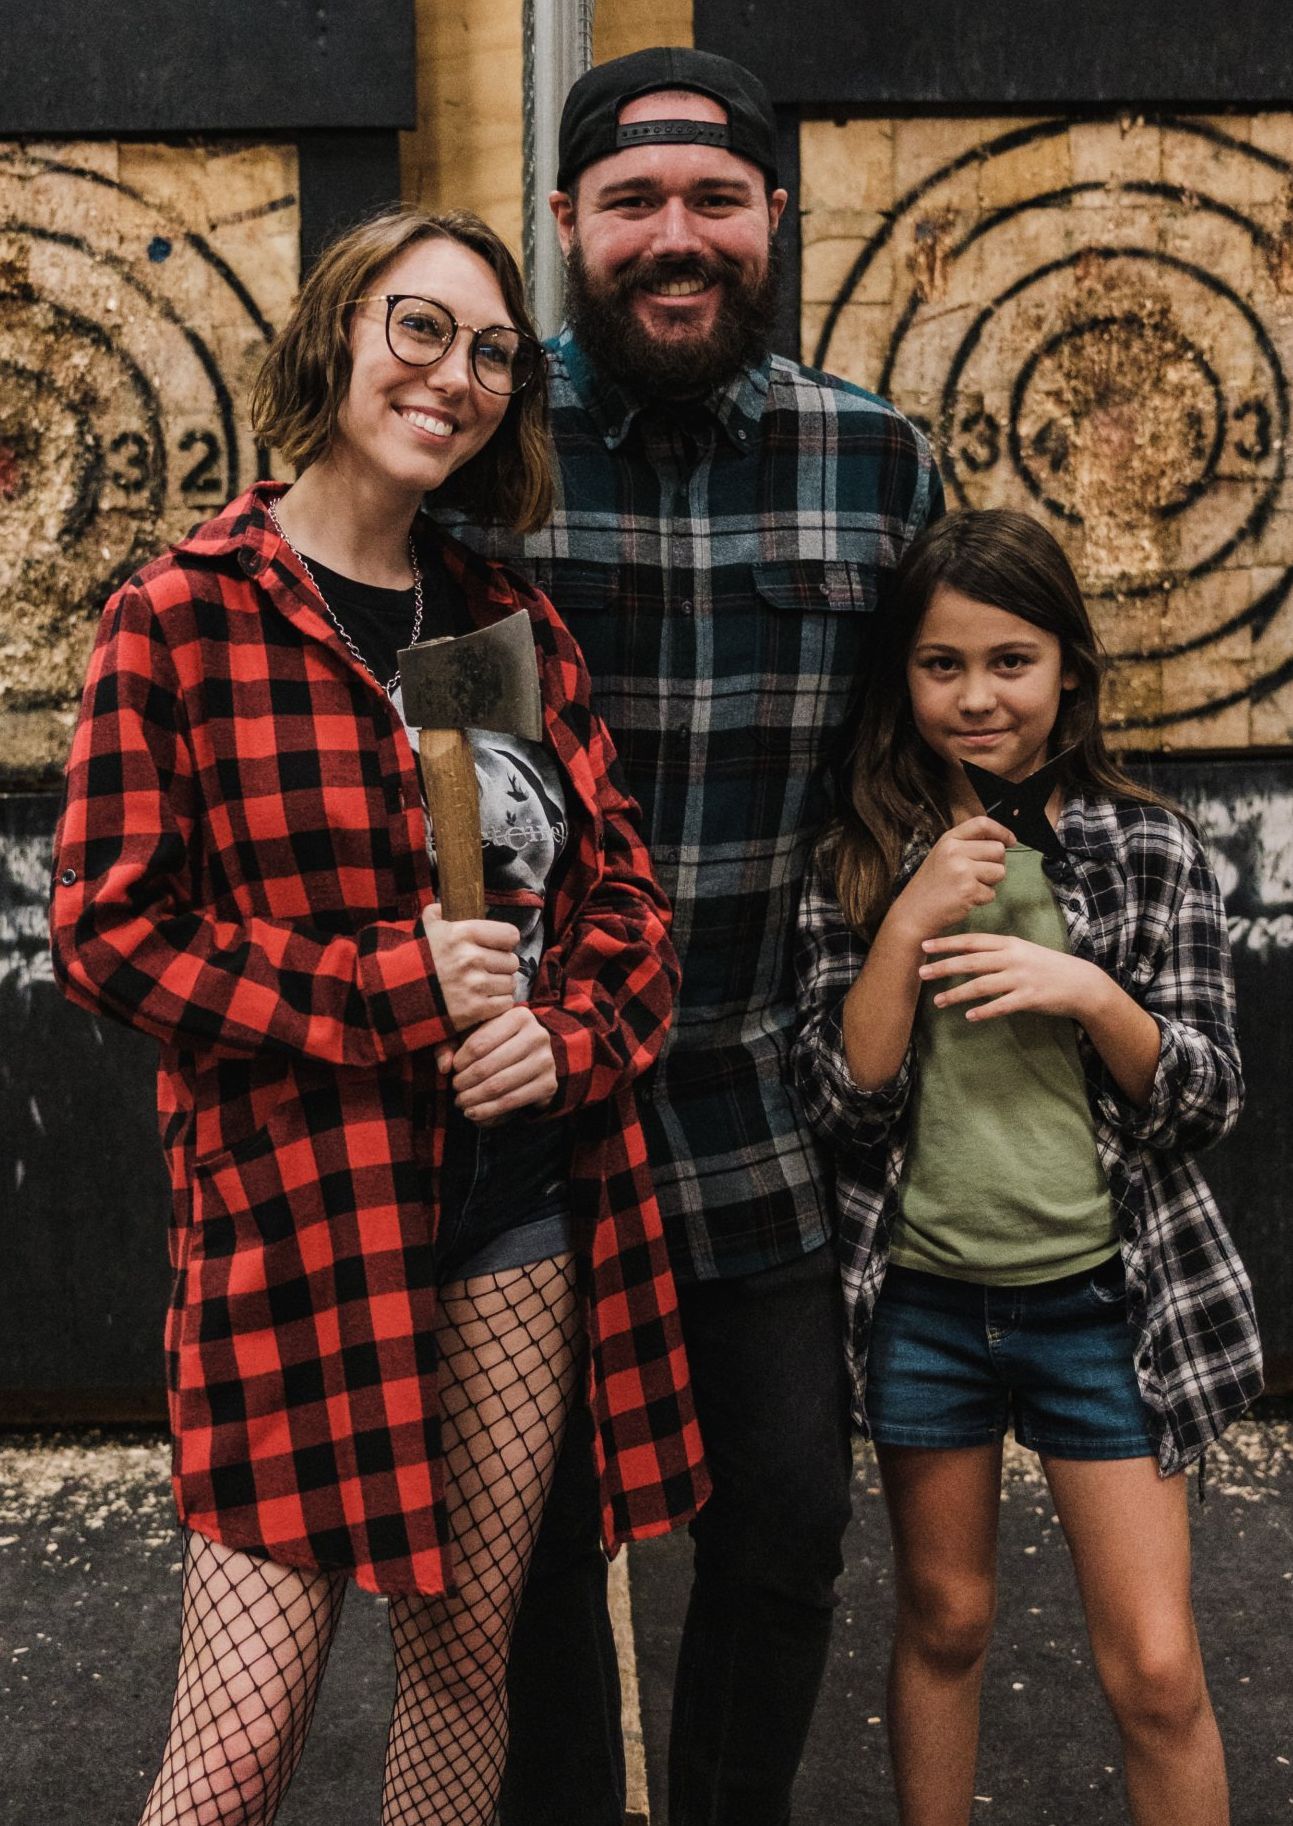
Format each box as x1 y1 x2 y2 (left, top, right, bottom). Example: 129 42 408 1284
679 599 694 616
239 549 264 576
659 846 680 866
60 868 77 886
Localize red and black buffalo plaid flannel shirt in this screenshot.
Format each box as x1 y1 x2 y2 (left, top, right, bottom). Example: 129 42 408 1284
50 483 708 1595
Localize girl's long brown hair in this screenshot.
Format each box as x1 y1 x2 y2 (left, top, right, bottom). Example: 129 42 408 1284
832 508 1171 937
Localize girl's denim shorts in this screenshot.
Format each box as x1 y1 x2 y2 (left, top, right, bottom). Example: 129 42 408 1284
866 1253 1158 1460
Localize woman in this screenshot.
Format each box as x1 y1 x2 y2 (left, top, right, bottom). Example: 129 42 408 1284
50 205 707 1826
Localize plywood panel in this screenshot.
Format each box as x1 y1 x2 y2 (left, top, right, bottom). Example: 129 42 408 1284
594 0 693 62
804 114 1293 751
0 140 298 780
399 0 694 245
400 0 525 254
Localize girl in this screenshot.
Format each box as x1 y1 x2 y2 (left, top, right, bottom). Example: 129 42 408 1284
50 205 706 1825
792 508 1260 1826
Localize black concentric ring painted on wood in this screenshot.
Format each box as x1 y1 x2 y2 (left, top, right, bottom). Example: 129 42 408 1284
815 115 1293 730
0 153 281 636
934 245 1287 594
1007 311 1227 525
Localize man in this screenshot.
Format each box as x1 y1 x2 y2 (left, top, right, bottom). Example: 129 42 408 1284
447 47 944 1825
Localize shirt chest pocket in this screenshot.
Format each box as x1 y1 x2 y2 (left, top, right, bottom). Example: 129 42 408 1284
746 560 878 761
538 561 625 713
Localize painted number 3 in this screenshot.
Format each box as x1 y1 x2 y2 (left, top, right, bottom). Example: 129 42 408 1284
958 407 1001 473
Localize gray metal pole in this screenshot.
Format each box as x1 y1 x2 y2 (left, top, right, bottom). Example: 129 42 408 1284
523 0 595 338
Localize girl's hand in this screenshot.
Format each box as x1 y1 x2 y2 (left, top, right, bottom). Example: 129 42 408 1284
889 816 1017 944
919 932 1104 1021
437 1005 558 1125
421 903 521 1031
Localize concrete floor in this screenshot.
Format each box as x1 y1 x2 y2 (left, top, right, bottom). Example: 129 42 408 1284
1 1422 1289 1825
630 1423 1293 1824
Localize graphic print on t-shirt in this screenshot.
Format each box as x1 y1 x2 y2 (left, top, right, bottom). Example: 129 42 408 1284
470 734 568 993
390 680 568 998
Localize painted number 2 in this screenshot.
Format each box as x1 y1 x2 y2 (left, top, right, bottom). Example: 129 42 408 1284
179 429 223 496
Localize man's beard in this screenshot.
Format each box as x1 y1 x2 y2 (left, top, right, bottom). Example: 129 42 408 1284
564 238 782 399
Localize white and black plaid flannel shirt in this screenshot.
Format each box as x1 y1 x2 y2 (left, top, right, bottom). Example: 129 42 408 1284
793 793 1262 1472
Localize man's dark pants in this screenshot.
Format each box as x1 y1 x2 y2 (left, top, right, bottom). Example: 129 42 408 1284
500 1242 855 1826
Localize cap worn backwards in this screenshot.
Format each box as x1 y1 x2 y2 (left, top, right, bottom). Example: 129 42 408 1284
556 46 779 192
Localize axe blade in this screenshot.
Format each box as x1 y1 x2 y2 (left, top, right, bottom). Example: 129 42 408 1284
398 609 543 743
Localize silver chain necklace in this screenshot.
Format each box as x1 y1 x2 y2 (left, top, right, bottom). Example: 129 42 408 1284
267 498 424 697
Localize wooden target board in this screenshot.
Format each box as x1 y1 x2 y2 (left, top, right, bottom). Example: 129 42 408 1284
803 115 1293 750
0 141 298 780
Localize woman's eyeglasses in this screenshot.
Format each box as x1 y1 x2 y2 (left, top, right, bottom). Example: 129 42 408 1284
346 294 544 396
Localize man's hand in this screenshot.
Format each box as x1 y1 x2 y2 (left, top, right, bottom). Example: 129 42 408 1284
421 903 520 1031
435 1006 558 1125
919 931 1103 1022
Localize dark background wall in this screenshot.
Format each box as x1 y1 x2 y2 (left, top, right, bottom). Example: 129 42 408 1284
0 3 413 1416
2 2 1290 1410
696 0 1293 108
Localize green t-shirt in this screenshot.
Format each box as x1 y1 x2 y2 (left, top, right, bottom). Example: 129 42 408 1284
889 844 1118 1285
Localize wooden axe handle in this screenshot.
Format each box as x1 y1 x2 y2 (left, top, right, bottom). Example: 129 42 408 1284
418 727 485 921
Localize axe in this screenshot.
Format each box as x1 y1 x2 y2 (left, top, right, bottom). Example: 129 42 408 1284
398 610 543 920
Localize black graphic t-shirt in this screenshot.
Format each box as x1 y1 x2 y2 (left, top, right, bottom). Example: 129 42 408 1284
306 558 571 1206
308 558 569 983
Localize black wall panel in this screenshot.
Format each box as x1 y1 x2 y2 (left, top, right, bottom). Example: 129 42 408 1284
696 0 1293 109
771 107 801 360
3 764 1289 1415
0 1 415 135
297 132 406 271
1134 757 1293 1393
1 797 170 1420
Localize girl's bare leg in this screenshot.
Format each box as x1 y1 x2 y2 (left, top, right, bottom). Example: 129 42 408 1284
876 1442 1004 1826
1042 1454 1229 1826
381 1253 582 1826
139 1532 346 1825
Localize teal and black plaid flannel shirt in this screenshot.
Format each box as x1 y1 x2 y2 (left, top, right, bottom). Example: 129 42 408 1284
440 328 944 1279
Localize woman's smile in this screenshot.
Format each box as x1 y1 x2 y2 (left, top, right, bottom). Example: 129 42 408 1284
395 403 458 441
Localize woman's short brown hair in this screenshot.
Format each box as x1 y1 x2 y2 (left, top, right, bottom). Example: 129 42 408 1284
250 205 553 533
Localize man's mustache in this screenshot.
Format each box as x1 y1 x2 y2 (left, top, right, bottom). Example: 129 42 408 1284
614 255 743 295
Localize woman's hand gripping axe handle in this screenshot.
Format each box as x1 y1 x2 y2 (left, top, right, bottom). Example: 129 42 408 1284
398 611 544 922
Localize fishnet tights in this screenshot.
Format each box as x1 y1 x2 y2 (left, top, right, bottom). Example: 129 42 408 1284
139 1253 581 1826
383 1254 582 1823
138 1534 346 1826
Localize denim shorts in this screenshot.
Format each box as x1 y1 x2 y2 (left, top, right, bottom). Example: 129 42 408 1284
433 1112 574 1285
866 1254 1158 1459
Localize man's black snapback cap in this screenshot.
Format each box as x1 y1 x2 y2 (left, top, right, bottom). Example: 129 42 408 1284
556 47 779 191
